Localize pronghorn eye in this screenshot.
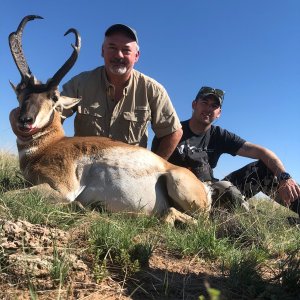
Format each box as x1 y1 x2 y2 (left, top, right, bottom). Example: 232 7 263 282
47 91 58 102
51 94 58 102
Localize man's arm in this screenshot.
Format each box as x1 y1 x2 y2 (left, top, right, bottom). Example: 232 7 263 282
154 128 183 160
237 142 300 205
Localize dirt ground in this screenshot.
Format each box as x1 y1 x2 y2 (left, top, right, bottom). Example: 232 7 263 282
0 217 296 300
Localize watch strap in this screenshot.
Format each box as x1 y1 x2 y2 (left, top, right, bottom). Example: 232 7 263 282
277 172 291 181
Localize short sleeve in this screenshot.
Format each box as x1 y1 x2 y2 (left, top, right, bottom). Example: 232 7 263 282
148 83 181 138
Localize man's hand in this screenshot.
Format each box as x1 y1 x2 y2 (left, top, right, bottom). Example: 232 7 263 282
278 178 300 206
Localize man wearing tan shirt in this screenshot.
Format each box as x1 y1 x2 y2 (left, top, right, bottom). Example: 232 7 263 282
61 24 182 160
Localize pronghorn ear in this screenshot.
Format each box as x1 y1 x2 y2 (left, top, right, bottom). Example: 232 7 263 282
9 81 17 94
56 95 81 109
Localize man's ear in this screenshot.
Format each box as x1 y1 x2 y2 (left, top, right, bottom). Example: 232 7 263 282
101 45 104 58
192 100 197 110
135 50 140 63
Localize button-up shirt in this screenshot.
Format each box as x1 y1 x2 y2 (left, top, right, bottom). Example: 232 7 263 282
61 66 181 147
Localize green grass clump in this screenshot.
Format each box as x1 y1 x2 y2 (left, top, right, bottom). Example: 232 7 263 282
50 242 71 286
0 190 83 229
226 250 266 298
163 215 232 259
88 213 158 277
0 151 26 191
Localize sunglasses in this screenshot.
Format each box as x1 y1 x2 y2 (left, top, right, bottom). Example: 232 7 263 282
198 86 225 100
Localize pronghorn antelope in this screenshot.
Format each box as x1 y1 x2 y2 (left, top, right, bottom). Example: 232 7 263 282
8 16 211 224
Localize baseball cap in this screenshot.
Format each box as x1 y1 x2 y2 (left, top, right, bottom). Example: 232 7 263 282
105 24 138 44
195 86 225 106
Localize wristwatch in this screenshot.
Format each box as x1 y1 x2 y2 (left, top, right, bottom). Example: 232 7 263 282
277 172 292 181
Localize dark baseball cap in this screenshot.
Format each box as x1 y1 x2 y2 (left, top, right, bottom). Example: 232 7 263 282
195 86 225 106
105 24 138 44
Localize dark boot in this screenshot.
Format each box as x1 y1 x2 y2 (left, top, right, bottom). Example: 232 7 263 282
211 181 249 212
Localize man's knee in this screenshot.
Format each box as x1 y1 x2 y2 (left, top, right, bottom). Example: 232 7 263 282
211 181 249 211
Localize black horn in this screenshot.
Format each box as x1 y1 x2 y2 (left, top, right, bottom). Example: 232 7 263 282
9 15 43 81
9 15 81 94
46 28 81 90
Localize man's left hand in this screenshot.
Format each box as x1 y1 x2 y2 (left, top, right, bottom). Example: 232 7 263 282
278 178 300 206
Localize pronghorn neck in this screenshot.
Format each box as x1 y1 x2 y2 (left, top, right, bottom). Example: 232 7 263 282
18 111 65 166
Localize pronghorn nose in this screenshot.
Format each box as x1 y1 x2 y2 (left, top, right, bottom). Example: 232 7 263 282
19 116 33 124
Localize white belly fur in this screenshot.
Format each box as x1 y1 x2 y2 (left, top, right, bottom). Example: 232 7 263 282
74 149 170 215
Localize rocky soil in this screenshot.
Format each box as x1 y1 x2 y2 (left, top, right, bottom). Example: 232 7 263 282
0 218 229 300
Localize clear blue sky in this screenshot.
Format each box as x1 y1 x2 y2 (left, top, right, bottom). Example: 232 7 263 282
1 0 299 182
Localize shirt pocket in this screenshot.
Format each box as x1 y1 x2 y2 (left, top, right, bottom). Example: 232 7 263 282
122 108 151 145
74 105 106 136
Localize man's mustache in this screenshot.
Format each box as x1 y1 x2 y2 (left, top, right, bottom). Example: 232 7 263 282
110 58 126 64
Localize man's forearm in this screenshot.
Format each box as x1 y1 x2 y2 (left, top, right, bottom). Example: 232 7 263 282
237 142 285 176
154 128 183 160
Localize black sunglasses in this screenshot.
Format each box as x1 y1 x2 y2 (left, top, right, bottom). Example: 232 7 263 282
198 86 225 100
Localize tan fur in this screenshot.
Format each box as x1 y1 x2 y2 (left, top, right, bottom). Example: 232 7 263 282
9 92 212 223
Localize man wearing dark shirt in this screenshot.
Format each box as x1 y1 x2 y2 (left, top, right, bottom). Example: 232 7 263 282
152 86 300 217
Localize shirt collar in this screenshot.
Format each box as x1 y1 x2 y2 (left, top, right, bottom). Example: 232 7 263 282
102 66 132 98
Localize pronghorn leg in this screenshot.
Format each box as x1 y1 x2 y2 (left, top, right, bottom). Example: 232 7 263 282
162 207 197 226
165 168 212 214
3 183 69 204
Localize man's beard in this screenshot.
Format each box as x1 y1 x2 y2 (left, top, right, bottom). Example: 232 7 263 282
108 65 127 75
108 59 128 75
